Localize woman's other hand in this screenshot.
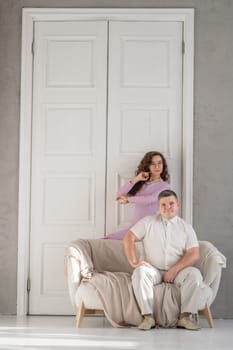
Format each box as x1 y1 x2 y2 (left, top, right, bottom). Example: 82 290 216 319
116 195 129 204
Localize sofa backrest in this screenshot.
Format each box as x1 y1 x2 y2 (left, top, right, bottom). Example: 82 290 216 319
69 238 226 286
88 239 133 273
84 239 144 273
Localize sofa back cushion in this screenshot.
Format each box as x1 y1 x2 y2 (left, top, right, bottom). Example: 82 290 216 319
88 239 134 273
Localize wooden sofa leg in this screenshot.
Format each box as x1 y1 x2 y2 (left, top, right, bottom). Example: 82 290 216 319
198 303 214 328
76 300 85 328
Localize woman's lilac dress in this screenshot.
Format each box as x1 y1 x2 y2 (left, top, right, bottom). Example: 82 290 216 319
104 181 170 240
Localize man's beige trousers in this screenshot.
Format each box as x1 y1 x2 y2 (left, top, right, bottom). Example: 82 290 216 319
132 265 211 315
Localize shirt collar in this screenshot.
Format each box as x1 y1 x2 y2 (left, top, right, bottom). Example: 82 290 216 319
161 215 178 225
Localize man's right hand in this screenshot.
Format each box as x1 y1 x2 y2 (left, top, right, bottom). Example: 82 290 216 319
123 231 151 270
131 260 153 269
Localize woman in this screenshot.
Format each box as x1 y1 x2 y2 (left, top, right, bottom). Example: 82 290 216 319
104 151 170 240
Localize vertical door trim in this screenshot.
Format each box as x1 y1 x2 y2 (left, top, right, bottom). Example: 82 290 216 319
18 8 194 316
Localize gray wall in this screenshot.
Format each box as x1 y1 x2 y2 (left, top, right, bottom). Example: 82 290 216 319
0 0 232 317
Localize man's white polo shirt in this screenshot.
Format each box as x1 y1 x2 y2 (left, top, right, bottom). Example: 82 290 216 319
131 214 199 270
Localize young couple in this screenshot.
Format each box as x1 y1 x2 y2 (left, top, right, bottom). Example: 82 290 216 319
105 151 202 331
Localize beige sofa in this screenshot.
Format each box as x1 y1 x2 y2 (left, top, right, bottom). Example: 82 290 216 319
65 239 226 328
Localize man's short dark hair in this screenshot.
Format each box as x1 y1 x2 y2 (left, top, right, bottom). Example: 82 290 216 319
158 189 178 201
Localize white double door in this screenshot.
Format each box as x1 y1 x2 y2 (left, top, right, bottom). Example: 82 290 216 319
29 20 183 314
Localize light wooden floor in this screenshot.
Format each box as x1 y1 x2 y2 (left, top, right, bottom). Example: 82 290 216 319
0 316 233 350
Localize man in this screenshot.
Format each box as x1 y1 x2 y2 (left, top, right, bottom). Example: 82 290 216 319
123 189 202 331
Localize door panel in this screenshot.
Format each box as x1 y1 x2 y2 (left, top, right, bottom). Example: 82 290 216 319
29 21 107 314
29 19 183 315
106 21 183 233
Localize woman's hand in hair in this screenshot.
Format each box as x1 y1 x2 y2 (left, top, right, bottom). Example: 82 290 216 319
131 171 150 184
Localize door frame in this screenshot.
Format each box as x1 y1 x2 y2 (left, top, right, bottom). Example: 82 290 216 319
18 7 194 316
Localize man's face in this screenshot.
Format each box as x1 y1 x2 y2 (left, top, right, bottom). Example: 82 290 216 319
159 195 179 220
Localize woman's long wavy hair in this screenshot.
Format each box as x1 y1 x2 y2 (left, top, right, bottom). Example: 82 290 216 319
127 151 170 196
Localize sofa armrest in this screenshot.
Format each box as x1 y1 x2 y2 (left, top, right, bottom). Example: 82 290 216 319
65 247 82 307
194 240 226 305
65 243 94 307
196 241 226 282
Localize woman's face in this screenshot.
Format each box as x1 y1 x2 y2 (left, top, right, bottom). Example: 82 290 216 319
149 155 163 177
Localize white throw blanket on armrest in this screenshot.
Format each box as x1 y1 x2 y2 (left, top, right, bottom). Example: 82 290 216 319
195 241 226 286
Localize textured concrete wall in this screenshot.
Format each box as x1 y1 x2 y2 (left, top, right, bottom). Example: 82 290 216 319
0 0 232 317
